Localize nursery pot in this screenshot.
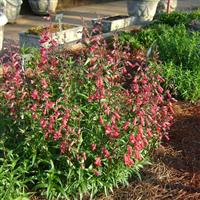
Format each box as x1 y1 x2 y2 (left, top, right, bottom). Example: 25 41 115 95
28 0 58 15
127 0 160 23
4 0 23 23
0 12 8 50
156 0 177 14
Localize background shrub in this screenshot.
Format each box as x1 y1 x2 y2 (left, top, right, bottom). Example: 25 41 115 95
119 12 200 101
154 9 200 27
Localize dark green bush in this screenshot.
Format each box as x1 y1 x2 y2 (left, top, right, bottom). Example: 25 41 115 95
154 9 200 27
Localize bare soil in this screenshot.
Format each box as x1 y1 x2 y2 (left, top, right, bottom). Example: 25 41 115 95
97 101 200 200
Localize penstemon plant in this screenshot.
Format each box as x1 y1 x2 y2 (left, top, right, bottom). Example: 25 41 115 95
0 27 174 199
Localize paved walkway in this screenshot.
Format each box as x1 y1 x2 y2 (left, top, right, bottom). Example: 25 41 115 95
3 0 200 45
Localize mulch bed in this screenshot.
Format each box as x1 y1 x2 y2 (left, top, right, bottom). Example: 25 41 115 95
97 101 200 200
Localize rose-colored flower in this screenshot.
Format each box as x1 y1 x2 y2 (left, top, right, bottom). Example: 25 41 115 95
127 145 133 156
5 90 15 99
146 128 153 138
135 150 142 160
31 104 37 112
93 169 101 176
94 157 102 167
99 116 103 125
53 131 62 141
102 147 110 158
122 121 130 131
41 78 48 89
60 141 66 154
124 154 134 167
31 90 39 100
158 85 164 94
129 134 136 144
40 118 47 129
91 144 96 151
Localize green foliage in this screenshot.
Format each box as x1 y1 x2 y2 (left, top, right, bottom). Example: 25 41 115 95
154 9 200 27
0 147 30 200
157 25 200 70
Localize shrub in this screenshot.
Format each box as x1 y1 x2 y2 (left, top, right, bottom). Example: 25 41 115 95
154 9 200 27
0 31 173 199
119 21 200 101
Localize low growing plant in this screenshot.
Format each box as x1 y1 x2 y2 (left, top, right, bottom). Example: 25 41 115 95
0 30 174 199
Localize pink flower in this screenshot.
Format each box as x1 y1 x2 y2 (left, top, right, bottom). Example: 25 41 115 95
91 144 96 151
105 124 120 138
129 134 136 144
135 150 142 160
111 130 120 138
124 154 134 167
31 104 37 112
93 169 101 176
94 157 102 167
166 90 171 99
20 92 27 100
127 145 133 156
54 111 61 119
126 61 135 68
41 78 48 89
32 113 37 119
40 118 47 129
53 131 62 141
42 91 50 100
5 90 15 99
31 90 39 100
96 77 104 88
62 109 71 126
138 125 144 136
83 152 87 161
99 116 104 125
158 85 164 94
45 101 55 110
102 147 110 158
60 141 67 154
132 84 139 94
50 57 59 67
122 121 130 131
147 128 153 138
113 111 121 120
143 138 148 146
103 103 110 115
105 124 112 135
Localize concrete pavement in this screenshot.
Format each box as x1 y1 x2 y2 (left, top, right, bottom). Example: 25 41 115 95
3 0 200 46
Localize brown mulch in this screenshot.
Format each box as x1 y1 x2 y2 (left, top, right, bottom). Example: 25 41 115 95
97 102 200 200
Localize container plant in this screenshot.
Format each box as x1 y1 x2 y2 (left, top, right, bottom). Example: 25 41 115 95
19 23 83 48
28 0 58 15
92 15 136 33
